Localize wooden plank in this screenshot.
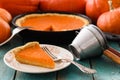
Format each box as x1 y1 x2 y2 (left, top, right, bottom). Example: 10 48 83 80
15 72 56 80
57 60 93 80
91 41 120 80
0 35 23 80
0 46 15 80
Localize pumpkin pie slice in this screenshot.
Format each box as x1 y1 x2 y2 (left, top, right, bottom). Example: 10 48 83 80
13 42 55 69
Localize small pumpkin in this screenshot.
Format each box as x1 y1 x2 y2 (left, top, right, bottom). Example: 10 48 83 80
97 0 120 34
39 0 86 14
86 0 120 24
0 0 40 17
0 18 11 43
0 8 12 23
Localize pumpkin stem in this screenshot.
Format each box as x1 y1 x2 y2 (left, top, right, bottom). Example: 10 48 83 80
108 0 114 11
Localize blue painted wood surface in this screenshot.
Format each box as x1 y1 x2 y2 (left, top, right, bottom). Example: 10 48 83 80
0 35 23 80
92 41 120 80
0 35 120 80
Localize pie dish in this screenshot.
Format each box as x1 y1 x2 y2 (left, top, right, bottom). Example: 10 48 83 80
12 12 91 44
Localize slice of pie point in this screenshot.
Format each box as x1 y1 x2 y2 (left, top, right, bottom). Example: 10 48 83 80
13 41 55 69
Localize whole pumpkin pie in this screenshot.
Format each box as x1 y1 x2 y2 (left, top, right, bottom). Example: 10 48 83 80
13 42 55 69
15 13 90 31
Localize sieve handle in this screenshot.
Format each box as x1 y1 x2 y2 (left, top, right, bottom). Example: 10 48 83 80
104 47 120 64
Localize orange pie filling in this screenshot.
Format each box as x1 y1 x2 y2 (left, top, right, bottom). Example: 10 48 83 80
13 42 55 69
15 13 89 31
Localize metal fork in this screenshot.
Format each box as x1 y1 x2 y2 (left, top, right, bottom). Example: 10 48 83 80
0 27 30 46
42 46 97 74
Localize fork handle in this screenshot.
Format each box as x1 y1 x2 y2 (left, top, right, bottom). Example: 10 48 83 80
63 59 96 74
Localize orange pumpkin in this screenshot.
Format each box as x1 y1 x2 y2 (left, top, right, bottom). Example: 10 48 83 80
0 0 40 17
97 1 120 34
0 8 12 23
86 0 120 24
0 18 11 43
39 0 86 14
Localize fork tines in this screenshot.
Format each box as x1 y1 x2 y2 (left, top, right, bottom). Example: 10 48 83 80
42 46 57 59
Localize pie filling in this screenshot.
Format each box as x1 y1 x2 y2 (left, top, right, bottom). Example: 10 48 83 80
15 13 89 31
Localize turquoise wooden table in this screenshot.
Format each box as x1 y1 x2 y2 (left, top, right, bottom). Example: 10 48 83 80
0 34 120 80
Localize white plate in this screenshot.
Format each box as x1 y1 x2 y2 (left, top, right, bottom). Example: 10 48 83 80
3 44 74 73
